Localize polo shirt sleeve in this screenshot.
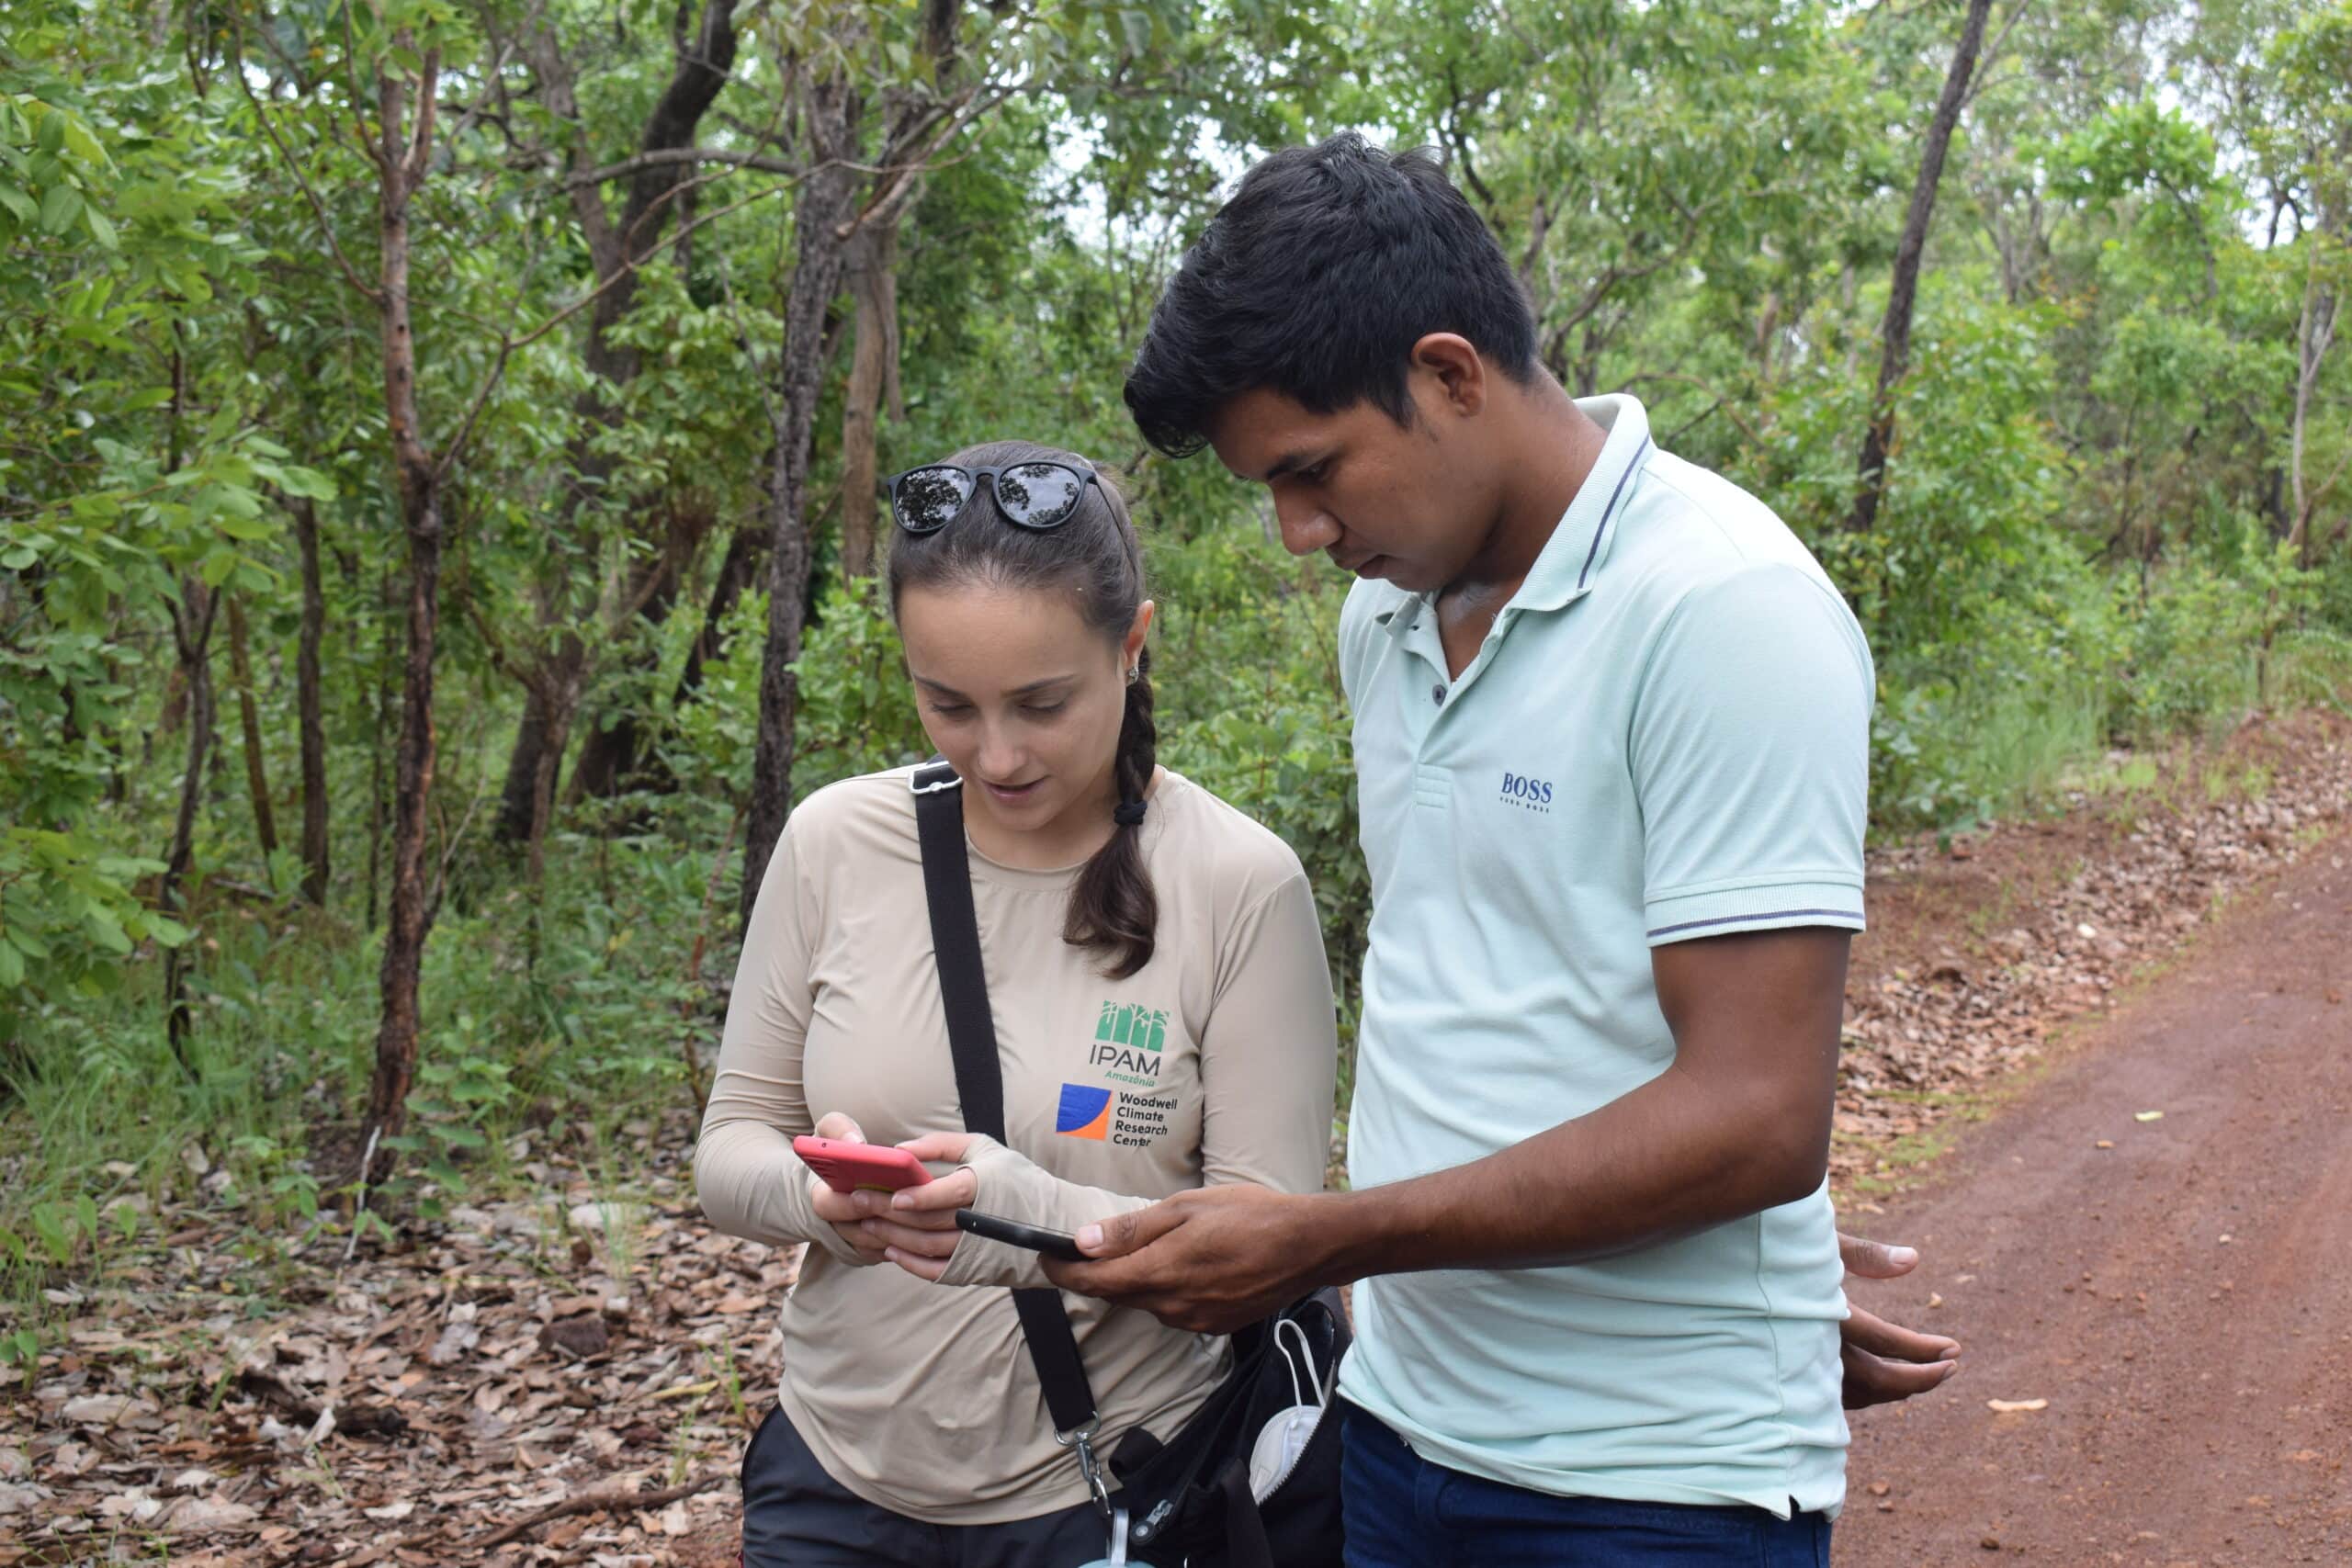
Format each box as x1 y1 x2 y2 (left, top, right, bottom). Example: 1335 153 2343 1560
1628 562 1872 946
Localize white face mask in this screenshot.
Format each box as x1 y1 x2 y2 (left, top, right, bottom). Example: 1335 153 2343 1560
1246 1319 1330 1502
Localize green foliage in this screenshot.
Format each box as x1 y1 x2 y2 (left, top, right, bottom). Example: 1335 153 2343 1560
383 1022 519 1202
2 9 334 1019
5 0 2352 1302
1148 530 1367 1048
791 579 933 795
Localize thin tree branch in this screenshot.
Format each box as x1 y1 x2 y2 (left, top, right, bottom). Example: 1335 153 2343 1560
835 83 1014 242
1621 371 1771 448
403 48 443 189
440 33 522 152
1961 0 2040 112
712 244 780 433
566 145 804 186
229 13 383 305
474 1472 729 1551
432 179 795 482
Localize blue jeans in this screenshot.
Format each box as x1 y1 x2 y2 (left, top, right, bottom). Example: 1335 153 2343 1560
1340 1404 1832 1567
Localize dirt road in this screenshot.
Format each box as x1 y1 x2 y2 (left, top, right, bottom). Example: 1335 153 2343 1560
1840 831 2352 1565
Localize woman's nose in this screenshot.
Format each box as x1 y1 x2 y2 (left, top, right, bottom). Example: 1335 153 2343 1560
972 721 1025 781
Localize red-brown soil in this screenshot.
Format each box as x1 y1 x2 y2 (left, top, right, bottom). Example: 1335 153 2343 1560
1840 825 2352 1565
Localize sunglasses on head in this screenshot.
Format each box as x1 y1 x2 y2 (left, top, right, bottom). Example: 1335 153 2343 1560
885 460 1102 536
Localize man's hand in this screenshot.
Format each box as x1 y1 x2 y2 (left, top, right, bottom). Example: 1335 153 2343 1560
1043 1184 1320 1334
1838 1231 1960 1409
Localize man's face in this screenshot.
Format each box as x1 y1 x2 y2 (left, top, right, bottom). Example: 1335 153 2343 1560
1205 378 1494 594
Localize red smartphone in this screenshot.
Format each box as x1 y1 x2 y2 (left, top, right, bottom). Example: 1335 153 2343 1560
793 1135 933 1193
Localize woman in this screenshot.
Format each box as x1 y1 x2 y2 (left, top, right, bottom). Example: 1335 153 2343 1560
695 439 1339 1565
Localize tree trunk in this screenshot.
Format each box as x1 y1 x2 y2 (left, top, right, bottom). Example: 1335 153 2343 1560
1847 0 1996 536
497 682 556 845
2287 241 2341 570
606 514 765 802
223 592 278 865
498 2 741 829
565 503 710 802
364 41 446 1184
365 560 390 933
161 578 219 1073
680 520 765 707
523 640 583 886
291 494 331 906
839 222 902 581
742 73 862 931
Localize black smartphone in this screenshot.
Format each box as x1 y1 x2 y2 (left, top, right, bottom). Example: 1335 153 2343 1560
954 1208 1087 1262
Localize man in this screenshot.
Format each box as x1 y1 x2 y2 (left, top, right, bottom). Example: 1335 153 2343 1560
1048 134 1956 1563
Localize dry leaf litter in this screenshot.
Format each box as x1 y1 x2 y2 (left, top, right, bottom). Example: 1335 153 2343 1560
6 715 2349 1563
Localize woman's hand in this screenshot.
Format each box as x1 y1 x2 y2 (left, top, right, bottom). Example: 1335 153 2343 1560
871 1131 980 1283
805 1112 895 1266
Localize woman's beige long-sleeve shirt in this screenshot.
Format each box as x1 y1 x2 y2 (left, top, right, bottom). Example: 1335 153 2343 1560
695 767 1337 1524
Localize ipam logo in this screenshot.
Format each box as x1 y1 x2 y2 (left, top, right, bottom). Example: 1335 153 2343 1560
1499 771 1555 813
1090 1001 1167 1085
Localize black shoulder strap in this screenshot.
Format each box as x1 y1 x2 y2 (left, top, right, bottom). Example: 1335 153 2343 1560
910 761 1101 1438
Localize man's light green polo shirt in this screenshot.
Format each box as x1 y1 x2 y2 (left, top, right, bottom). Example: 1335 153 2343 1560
1334 394 1871 1518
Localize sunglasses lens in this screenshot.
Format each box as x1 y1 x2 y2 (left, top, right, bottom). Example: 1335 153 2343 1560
998 463 1085 528
896 467 974 533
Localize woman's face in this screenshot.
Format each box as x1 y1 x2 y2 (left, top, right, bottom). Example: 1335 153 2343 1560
898 581 1152 852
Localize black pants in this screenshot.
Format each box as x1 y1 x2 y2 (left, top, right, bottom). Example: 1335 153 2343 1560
741 1404 1113 1568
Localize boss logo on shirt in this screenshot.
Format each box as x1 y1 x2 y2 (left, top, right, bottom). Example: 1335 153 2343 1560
1088 1001 1168 1087
1499 771 1555 813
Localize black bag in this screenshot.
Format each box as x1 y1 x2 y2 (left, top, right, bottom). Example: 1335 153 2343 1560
910 761 1347 1568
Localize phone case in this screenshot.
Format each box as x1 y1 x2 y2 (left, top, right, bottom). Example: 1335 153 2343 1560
792 1135 933 1192
953 1208 1087 1261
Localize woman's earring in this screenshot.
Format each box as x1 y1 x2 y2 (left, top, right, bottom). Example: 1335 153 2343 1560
1125 665 1140 685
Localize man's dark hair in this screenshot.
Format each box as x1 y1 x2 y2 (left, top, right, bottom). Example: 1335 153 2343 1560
1123 132 1541 458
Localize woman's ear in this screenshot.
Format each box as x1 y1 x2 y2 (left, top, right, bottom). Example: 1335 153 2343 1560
1123 601 1157 671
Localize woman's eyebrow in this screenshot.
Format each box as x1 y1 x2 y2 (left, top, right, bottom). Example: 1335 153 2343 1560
912 673 1078 700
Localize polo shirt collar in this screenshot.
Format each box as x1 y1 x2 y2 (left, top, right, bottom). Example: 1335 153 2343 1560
1511 393 1654 614
1374 393 1656 642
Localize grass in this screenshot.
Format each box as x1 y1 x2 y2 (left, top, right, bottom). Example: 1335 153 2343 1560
0 823 728 1353
1960 678 2113 820
6 613 2346 1340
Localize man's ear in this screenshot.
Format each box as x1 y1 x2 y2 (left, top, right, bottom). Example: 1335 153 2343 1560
1409 333 1488 419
